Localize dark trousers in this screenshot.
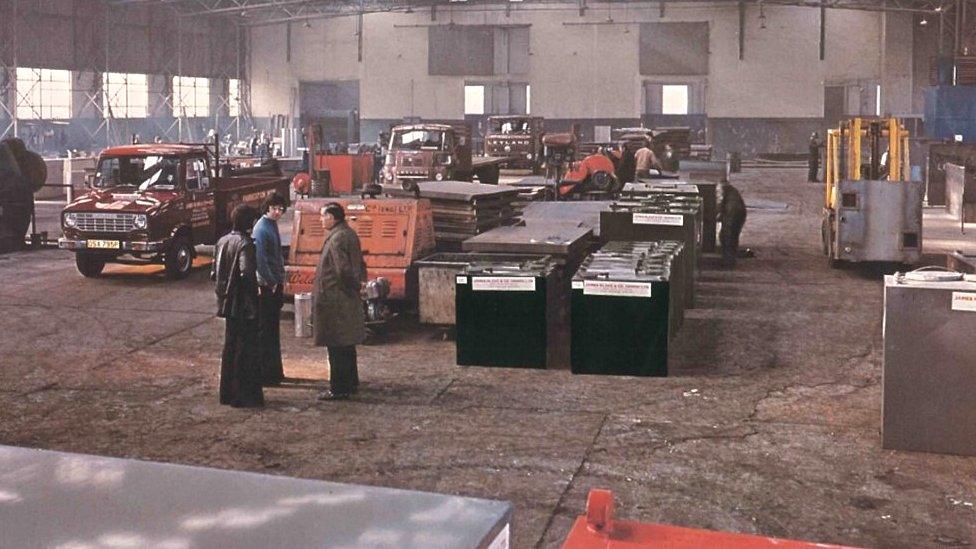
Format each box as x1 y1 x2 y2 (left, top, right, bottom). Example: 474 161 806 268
221 318 264 408
327 345 359 395
720 214 746 264
808 160 820 182
258 286 284 385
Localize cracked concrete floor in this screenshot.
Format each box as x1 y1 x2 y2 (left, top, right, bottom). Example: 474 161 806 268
2 168 975 548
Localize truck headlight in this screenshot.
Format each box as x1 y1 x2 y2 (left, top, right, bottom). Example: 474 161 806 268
434 172 444 181
64 212 77 228
504 145 512 153
385 171 394 182
527 153 533 160
133 214 148 229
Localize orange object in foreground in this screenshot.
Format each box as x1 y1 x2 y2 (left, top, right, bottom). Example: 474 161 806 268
563 490 863 549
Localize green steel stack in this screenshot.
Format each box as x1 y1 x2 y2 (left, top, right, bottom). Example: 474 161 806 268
571 241 684 377
599 195 702 309
455 256 558 369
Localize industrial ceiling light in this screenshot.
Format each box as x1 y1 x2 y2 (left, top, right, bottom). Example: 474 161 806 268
919 17 928 26
303 19 311 28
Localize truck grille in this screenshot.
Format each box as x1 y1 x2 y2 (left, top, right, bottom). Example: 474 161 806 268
75 212 137 233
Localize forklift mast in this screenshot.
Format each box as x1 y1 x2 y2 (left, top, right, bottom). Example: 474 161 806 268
824 117 910 210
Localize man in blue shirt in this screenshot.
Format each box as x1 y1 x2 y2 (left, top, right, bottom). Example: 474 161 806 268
253 191 288 386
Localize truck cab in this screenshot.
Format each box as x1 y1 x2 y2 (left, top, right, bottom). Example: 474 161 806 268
484 115 544 172
60 143 288 279
381 123 500 190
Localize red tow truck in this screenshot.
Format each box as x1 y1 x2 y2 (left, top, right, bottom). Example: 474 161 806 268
59 141 289 279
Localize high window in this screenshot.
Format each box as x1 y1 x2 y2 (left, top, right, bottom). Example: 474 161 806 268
172 76 210 118
103 73 148 118
16 68 71 119
661 85 690 115
464 85 485 115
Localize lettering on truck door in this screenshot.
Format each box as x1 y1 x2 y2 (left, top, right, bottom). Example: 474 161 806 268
185 156 217 244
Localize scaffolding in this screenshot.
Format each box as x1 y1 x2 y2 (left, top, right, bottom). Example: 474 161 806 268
0 0 251 150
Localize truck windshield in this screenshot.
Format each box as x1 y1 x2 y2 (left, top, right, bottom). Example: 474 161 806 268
93 156 180 191
490 119 531 134
391 130 446 151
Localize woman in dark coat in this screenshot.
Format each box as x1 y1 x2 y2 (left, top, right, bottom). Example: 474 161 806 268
212 204 264 408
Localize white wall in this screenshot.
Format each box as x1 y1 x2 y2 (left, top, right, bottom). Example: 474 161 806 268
249 2 892 121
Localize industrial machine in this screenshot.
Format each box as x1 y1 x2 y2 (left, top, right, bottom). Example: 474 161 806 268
556 153 619 200
0 138 46 253
284 197 436 301
822 118 923 267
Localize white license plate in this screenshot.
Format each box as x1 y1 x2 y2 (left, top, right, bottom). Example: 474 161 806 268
88 240 120 250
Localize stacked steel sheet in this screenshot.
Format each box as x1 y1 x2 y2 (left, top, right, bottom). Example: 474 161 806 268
621 181 717 252
519 201 614 239
600 195 703 309
455 256 558 369
384 181 519 250
462 224 593 269
571 241 686 377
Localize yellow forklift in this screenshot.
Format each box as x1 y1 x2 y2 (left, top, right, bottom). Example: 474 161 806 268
821 117 923 267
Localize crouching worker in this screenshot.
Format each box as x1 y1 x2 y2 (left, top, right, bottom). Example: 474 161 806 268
212 204 264 408
314 202 368 401
718 183 749 267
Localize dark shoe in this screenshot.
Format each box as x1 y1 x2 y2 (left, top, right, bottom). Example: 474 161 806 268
317 390 350 401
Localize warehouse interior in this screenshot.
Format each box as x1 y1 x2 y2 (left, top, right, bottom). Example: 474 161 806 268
1 0 976 547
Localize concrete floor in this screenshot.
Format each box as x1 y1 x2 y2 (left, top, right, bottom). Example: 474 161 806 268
3 168 975 548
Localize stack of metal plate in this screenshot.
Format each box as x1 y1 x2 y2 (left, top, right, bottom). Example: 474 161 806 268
622 181 717 252
571 241 684 377
383 181 519 250
462 224 595 369
519 201 614 238
462 224 593 268
600 197 702 309
456 256 559 369
677 159 730 183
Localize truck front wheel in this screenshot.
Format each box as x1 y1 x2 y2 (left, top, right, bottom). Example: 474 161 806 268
75 253 106 278
165 237 194 279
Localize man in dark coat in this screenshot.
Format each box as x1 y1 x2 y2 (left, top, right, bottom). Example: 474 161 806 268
808 132 822 182
718 183 748 267
253 192 288 386
212 204 264 408
313 202 367 401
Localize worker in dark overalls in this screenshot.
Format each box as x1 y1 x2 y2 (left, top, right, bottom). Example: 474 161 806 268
808 132 822 182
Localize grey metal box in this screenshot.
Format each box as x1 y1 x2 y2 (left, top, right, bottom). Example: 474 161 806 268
883 276 976 456
0 445 514 548
945 163 976 223
830 180 924 264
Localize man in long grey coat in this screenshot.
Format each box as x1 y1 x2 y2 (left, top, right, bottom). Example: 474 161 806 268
313 202 367 400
